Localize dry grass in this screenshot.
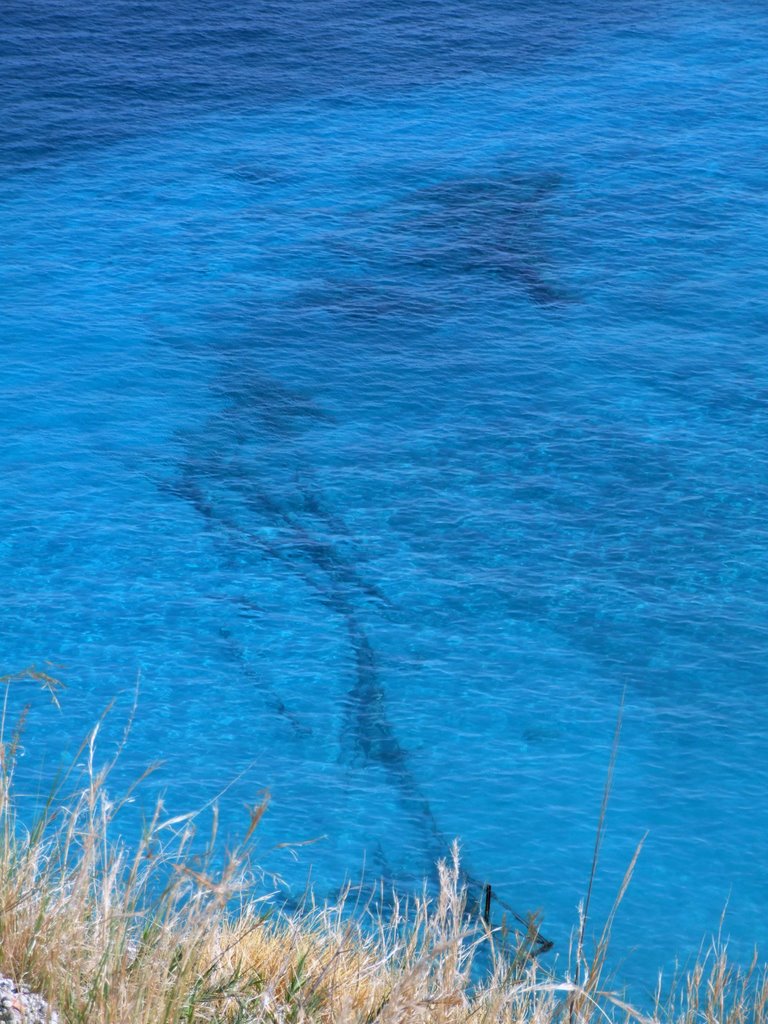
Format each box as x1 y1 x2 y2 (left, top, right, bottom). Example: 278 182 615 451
1 672 767 1024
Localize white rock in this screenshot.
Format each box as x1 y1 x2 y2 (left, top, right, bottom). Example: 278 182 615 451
0 976 58 1024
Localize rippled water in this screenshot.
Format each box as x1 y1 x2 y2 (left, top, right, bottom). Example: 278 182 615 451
3 0 768 996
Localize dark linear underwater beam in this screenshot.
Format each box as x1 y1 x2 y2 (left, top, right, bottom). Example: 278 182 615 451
163 465 552 952
338 604 552 952
156 474 312 738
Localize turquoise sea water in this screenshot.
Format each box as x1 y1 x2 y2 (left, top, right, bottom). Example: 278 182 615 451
3 0 768 996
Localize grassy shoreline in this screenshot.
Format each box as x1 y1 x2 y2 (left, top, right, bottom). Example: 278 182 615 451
1 684 766 1023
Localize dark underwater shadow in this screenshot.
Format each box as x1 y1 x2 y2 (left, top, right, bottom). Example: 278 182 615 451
396 169 570 305
139 156 580 953
290 165 574 321
152 361 552 952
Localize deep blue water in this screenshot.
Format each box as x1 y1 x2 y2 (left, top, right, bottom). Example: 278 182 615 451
3 0 768 997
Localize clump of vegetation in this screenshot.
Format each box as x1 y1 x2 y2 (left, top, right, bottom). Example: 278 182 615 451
1 668 766 1024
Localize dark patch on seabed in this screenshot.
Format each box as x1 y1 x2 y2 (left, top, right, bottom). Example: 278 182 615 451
399 170 567 304
148 156 571 944
158 384 551 951
294 167 570 317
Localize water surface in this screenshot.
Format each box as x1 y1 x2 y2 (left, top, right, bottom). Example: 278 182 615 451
3 0 768 997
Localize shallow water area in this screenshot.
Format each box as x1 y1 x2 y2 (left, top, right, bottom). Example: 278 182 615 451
3 0 768 999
